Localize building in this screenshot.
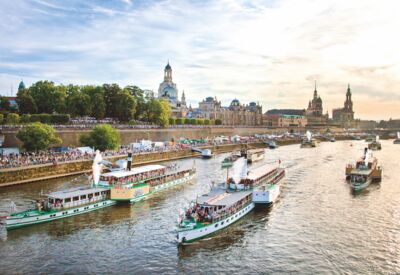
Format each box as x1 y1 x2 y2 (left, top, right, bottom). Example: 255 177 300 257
190 97 263 126
332 84 355 128
305 82 329 126
158 62 187 118
264 114 307 127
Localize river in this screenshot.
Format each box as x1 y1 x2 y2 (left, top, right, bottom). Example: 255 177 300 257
0 140 399 274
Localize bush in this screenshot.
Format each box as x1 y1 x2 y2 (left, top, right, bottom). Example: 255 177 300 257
0 114 3 124
190 118 197 125
20 114 31 123
16 122 61 151
169 117 176 125
197 118 204 125
79 124 120 151
215 119 222 125
184 118 190 125
210 119 215 125
31 113 51 124
128 120 137 125
204 119 210 125
176 118 183 125
51 114 70 124
6 113 20 124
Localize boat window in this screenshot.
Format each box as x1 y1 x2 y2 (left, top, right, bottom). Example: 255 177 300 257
73 196 79 201
95 192 100 196
49 198 54 204
215 224 218 228
64 198 71 203
80 195 87 200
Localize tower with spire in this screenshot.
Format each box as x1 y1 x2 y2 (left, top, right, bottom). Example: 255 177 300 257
305 81 328 125
332 84 355 127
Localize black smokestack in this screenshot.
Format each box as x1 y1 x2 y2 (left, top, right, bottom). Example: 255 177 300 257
364 147 368 156
127 153 132 171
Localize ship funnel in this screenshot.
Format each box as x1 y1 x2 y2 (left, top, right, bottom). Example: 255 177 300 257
306 131 312 142
364 149 369 166
397 132 400 139
127 152 132 171
376 135 379 142
92 150 103 186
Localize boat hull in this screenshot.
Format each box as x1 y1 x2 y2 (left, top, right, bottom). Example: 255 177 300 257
176 203 255 244
3 200 116 230
394 139 400 144
351 178 372 191
252 184 280 204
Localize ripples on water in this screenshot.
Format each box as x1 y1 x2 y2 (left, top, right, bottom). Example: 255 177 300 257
0 140 399 274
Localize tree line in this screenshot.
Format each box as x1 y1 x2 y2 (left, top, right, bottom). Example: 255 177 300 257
1 80 171 127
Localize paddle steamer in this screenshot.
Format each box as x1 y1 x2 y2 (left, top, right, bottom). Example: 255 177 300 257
393 132 400 144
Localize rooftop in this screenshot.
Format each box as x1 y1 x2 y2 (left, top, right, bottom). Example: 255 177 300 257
49 186 109 199
101 164 165 178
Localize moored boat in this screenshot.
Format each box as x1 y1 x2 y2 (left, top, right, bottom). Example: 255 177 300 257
394 132 400 144
244 148 265 163
301 131 316 148
346 148 382 191
201 149 213 159
221 152 240 168
368 135 382 150
264 140 278 149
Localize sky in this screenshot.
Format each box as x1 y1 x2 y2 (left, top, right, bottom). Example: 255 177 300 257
0 0 399 120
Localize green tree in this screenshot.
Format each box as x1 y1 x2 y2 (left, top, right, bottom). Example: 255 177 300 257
158 99 171 127
6 113 20 124
175 118 183 125
146 98 161 124
79 124 120 151
125 85 146 120
0 96 11 112
28 81 66 113
81 85 106 119
66 90 92 117
16 122 62 151
197 118 204 125
0 113 4 124
20 114 31 123
169 117 176 125
204 119 210 125
184 118 190 124
190 118 197 125
103 84 121 118
215 119 222 125
17 94 37 114
114 89 136 122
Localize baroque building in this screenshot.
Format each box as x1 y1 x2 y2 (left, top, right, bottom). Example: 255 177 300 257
158 62 187 118
305 82 329 125
191 97 263 126
332 84 355 128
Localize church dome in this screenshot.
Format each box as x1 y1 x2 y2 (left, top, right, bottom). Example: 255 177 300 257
230 99 240 107
249 102 256 106
206 97 214 102
18 80 25 90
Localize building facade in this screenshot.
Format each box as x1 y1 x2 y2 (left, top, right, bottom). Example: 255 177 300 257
332 84 355 128
264 114 307 127
158 62 187 118
191 97 263 126
305 82 329 125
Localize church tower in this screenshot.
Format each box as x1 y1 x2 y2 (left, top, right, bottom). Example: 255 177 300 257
344 84 353 111
181 90 186 106
164 62 172 82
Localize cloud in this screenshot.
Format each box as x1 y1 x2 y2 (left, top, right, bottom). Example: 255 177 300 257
0 0 399 120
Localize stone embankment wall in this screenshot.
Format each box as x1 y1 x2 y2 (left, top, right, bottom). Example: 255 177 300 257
0 141 278 187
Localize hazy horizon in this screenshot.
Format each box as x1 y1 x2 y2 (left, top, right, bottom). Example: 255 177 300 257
1 0 399 120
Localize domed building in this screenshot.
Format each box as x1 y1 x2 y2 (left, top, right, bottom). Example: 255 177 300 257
157 62 187 118
305 81 329 125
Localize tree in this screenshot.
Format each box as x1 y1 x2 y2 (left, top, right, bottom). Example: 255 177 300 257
158 99 171 127
103 84 121 118
66 90 92 117
184 118 190 124
176 118 183 125
0 114 4 124
6 113 20 124
204 119 210 125
215 119 222 125
20 114 31 123
79 124 120 151
16 122 62 151
169 117 176 125
197 118 204 125
17 94 37 114
114 89 136 122
190 118 197 125
81 85 106 119
146 98 161 124
125 85 146 120
28 81 66 113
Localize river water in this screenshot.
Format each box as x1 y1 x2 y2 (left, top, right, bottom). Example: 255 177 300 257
0 140 399 274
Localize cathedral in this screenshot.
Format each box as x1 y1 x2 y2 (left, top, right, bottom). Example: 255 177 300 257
305 82 329 126
332 84 355 128
158 62 187 118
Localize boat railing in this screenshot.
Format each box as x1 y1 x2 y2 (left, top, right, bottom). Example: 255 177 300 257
49 195 108 211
